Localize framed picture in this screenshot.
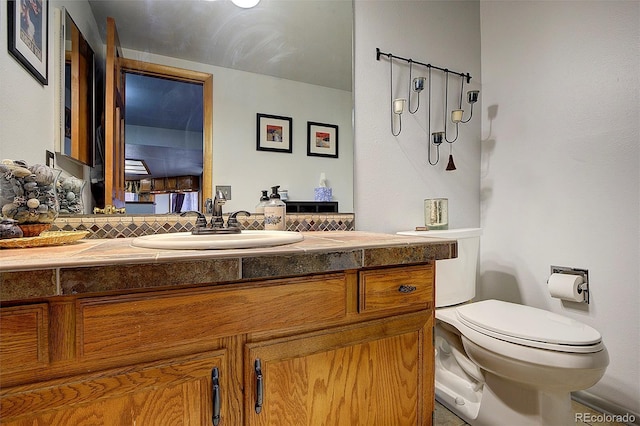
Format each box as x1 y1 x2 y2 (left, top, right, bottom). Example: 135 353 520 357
307 121 338 158
256 113 293 153
7 0 49 85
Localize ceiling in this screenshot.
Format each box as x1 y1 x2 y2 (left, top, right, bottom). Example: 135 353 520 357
87 0 353 181
88 0 353 91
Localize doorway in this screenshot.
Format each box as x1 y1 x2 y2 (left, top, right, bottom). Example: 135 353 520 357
124 72 202 213
119 58 213 212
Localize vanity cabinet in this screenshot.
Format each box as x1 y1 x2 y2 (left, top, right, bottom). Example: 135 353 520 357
0 352 224 425
244 311 432 425
0 264 435 425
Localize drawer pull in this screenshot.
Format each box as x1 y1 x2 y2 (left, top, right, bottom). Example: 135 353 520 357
255 359 264 414
212 367 220 425
398 284 417 294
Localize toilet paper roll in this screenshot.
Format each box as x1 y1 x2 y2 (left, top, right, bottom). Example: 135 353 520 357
548 273 585 302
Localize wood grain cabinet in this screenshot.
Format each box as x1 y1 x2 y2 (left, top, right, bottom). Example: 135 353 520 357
0 264 435 425
0 352 224 425
244 311 433 425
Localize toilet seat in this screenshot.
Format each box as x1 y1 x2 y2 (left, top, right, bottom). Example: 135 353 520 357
455 300 604 353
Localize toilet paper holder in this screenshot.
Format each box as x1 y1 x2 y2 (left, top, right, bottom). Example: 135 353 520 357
550 265 590 304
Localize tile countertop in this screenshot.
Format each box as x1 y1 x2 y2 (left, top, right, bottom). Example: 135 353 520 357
0 231 457 302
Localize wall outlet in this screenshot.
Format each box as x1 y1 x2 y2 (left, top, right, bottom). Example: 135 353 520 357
216 185 232 200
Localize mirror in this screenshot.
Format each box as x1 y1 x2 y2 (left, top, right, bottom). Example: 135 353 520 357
59 8 95 166
79 0 354 214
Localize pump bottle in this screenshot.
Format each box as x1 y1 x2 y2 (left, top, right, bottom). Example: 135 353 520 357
255 190 269 213
264 186 286 231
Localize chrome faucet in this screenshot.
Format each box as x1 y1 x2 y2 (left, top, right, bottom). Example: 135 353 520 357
210 190 226 229
181 191 250 234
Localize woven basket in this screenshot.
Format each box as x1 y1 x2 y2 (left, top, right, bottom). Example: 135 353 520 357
0 230 89 249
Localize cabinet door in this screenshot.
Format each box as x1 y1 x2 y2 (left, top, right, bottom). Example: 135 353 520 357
1 351 226 426
0 304 49 377
244 311 433 426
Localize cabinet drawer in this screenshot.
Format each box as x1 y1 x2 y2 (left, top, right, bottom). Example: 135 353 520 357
359 264 433 313
0 304 49 373
77 274 347 360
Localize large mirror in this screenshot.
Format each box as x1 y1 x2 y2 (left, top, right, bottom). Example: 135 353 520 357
75 0 354 214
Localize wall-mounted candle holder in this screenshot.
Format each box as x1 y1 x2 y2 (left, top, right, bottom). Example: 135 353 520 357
409 74 426 114
389 56 404 136
377 48 479 170
432 132 444 145
393 98 406 114
459 90 479 123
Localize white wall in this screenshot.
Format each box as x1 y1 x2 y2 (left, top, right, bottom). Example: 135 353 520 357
354 0 482 233
1 0 99 163
479 0 640 416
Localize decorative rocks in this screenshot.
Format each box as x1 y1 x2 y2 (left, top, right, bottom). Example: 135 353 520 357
0 160 60 225
0 218 23 239
57 176 85 214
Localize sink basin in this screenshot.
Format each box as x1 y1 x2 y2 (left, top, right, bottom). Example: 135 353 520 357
131 230 304 250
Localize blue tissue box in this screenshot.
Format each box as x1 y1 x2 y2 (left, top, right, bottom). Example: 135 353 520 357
314 187 332 202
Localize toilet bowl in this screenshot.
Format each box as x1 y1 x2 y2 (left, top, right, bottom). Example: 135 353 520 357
398 228 609 426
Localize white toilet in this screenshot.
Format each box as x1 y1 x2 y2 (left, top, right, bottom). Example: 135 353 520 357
398 228 609 426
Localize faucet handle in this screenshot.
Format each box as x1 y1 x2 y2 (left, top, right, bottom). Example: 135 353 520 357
180 211 208 228
227 210 251 229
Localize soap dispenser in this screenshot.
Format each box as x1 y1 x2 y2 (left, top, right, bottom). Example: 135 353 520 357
264 185 286 231
256 190 269 213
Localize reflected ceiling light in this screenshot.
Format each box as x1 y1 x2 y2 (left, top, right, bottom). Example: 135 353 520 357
232 0 260 8
125 159 151 176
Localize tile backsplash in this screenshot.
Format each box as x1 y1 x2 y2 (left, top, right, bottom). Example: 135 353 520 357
52 213 355 239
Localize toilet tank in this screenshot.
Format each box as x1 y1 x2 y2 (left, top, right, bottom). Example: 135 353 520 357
397 228 481 307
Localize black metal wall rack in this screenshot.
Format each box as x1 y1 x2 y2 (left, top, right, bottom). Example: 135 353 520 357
376 48 473 83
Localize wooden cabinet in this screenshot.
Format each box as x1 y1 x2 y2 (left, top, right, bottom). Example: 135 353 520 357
244 311 433 426
0 305 49 375
139 178 152 192
0 265 434 425
1 352 225 425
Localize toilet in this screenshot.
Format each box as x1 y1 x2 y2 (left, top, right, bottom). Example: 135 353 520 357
398 228 609 426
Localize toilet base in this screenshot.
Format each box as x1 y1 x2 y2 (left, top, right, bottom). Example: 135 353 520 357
437 371 574 426
435 321 577 426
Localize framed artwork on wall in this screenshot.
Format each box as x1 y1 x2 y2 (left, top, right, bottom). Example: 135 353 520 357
307 121 338 158
256 113 293 153
7 0 49 85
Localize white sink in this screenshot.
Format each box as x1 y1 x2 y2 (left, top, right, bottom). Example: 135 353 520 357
131 230 304 250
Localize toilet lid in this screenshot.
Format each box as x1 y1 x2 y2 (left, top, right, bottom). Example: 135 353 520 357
455 300 602 351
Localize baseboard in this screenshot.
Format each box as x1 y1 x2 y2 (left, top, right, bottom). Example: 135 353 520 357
572 391 639 425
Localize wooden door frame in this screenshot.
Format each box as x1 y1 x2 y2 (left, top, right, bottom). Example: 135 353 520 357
119 58 213 210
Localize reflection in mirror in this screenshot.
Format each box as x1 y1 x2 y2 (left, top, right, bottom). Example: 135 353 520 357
124 72 204 214
60 8 94 166
87 0 353 214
